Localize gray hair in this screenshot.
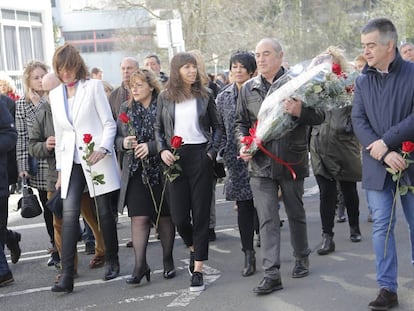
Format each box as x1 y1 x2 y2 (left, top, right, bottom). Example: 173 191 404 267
256 38 283 54
361 18 398 48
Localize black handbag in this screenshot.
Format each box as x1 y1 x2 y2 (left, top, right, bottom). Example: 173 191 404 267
45 188 63 219
17 177 43 218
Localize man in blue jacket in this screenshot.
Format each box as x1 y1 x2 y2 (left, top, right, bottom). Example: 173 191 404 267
352 18 414 310
0 98 18 286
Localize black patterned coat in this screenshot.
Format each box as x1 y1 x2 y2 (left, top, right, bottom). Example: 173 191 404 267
216 83 253 201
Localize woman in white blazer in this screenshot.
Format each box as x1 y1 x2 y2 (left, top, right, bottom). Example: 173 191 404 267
49 43 121 293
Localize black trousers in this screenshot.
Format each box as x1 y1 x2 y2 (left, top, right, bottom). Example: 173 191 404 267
61 164 119 277
167 144 213 262
315 174 360 235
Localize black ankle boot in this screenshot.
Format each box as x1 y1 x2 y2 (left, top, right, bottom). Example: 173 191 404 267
242 249 256 277
104 259 120 281
51 275 74 293
350 226 362 242
317 233 335 255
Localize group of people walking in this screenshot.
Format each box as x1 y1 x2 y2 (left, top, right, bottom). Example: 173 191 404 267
1 16 413 311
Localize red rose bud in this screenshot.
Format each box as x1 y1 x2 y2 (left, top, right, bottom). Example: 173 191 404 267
171 136 183 149
119 112 129 124
83 133 93 144
402 141 414 153
241 136 253 148
332 63 342 76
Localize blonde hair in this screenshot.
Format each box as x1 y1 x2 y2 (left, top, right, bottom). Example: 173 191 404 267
22 60 49 100
0 72 17 94
325 46 352 73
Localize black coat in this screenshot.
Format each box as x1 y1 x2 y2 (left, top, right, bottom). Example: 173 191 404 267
1 94 18 185
0 100 17 197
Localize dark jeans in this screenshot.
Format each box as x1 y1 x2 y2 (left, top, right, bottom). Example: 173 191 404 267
315 175 360 235
61 164 119 277
0 196 10 275
38 189 55 247
167 144 213 262
237 199 255 251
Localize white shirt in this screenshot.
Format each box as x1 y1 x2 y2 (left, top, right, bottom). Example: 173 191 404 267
174 98 207 144
67 96 81 164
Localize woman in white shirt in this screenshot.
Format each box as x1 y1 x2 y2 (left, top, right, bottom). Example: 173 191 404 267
155 52 222 292
49 43 121 293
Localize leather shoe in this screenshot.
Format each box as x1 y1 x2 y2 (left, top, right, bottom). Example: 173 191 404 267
0 271 14 287
368 288 398 310
89 255 105 269
253 277 283 295
292 257 309 278
104 260 120 281
6 231 21 264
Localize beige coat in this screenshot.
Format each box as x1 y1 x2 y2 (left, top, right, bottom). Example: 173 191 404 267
50 79 120 199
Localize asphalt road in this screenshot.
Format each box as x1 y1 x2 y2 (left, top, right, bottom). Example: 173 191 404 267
2 176 414 311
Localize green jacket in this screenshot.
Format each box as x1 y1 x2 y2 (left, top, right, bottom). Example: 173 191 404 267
310 106 362 182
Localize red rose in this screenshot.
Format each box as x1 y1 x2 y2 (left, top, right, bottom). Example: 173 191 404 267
83 133 93 144
119 112 129 124
171 136 183 149
402 141 414 153
332 63 342 76
241 136 254 149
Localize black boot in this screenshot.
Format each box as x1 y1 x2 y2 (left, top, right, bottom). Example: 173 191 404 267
104 258 120 281
242 249 256 277
51 274 73 293
317 233 335 255
350 225 362 242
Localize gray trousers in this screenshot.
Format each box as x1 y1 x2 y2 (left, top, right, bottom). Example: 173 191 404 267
250 176 310 280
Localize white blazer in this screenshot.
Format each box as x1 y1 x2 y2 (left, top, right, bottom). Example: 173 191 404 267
50 79 120 199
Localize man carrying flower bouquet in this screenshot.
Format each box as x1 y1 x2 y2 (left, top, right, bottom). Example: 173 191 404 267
236 38 325 295
352 18 414 311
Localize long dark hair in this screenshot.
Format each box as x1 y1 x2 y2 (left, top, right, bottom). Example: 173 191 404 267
164 52 208 102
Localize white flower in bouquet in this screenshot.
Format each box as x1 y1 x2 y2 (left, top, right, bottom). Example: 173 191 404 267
242 54 359 156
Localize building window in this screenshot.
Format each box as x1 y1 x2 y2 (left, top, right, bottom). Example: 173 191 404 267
0 9 45 72
64 29 117 53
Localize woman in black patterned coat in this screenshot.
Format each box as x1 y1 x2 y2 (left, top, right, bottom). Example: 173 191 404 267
216 51 257 276
115 69 175 284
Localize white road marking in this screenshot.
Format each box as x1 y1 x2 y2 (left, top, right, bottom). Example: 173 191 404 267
303 185 319 197
209 245 231 254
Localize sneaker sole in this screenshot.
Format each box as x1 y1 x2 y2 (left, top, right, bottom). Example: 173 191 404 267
189 284 205 292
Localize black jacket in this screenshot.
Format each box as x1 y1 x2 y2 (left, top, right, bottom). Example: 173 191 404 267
154 90 223 160
0 101 17 197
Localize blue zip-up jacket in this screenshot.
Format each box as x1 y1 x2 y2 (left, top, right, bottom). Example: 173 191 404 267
351 51 414 190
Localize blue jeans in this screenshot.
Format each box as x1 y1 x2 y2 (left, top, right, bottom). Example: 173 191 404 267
366 175 414 293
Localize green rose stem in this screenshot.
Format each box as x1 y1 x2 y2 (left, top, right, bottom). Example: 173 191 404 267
87 163 101 231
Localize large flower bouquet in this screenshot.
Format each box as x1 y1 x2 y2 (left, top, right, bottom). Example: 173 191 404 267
243 55 359 156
